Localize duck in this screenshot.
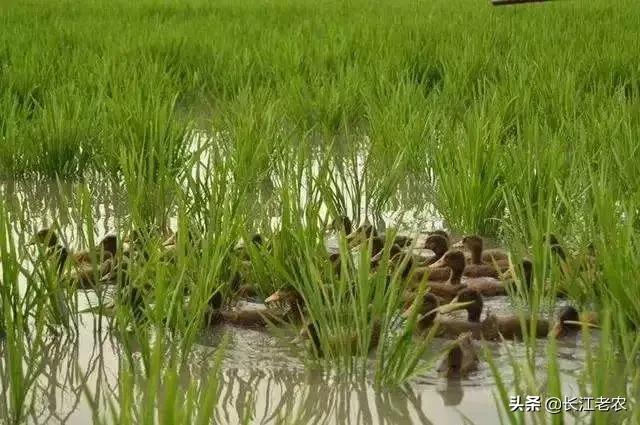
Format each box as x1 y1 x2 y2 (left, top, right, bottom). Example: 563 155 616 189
30 228 117 265
297 320 381 357
450 288 550 340
423 234 450 266
391 235 453 283
429 250 509 297
233 233 266 261
73 234 119 264
370 243 404 268
29 228 116 289
393 251 467 301
455 235 510 278
346 220 377 246
205 286 288 328
263 285 308 323
437 332 480 379
329 215 353 235
549 306 599 338
29 228 69 275
427 229 450 242
402 292 488 339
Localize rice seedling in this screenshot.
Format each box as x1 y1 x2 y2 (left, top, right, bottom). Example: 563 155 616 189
1 0 640 423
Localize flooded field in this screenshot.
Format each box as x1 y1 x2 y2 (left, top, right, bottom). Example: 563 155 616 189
2 0 639 423
1 179 596 425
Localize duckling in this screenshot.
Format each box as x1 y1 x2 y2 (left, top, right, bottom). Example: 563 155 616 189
430 250 509 297
437 332 479 379
452 288 550 340
550 306 599 338
456 235 510 278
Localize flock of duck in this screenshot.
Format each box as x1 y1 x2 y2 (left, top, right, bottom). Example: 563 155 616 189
28 217 599 378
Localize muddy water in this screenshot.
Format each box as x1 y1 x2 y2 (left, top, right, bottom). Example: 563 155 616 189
1 180 593 425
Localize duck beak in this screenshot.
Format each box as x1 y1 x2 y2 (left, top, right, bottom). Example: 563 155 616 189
264 291 284 304
429 258 446 269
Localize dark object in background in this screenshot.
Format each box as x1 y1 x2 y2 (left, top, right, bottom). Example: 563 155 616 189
492 0 549 5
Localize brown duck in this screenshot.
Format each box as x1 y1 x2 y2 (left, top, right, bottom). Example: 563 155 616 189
437 332 480 378
451 288 550 340
428 250 508 297
30 228 116 289
455 235 510 278
297 320 381 357
206 289 289 328
402 292 488 339
550 306 599 338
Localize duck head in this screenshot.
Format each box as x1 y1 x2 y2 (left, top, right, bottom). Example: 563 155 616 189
370 243 402 268
429 250 466 284
522 259 533 289
402 292 440 328
30 228 59 248
390 252 416 279
453 288 484 322
99 234 119 257
428 229 450 242
330 215 353 235
438 332 478 378
265 285 304 309
545 233 567 262
460 235 484 265
209 290 224 311
551 306 582 338
424 234 449 260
